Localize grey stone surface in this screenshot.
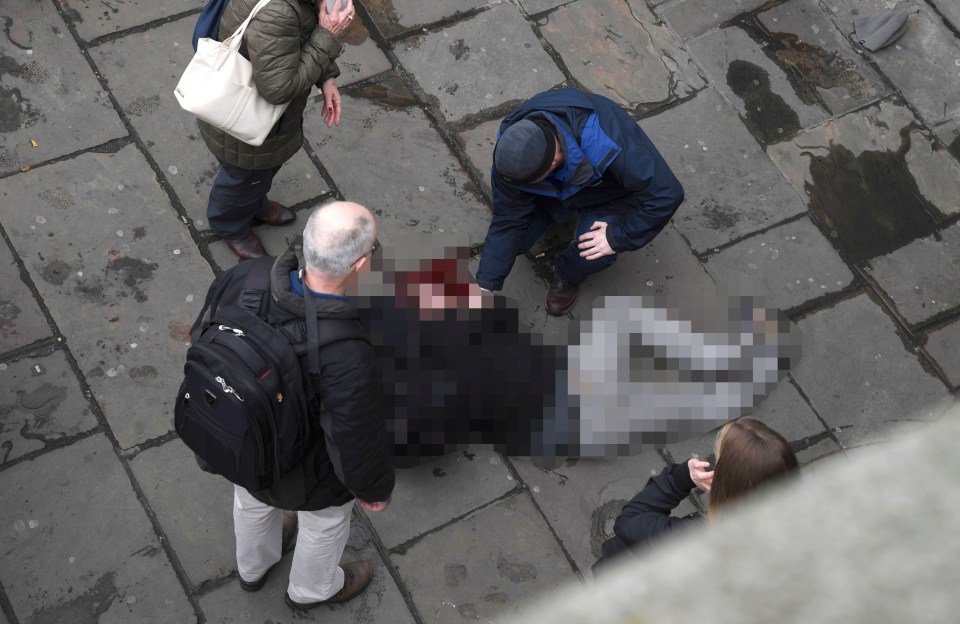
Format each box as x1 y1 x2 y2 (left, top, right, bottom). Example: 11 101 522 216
792 294 953 448
930 0 960 31
703 217 855 310
90 16 328 230
337 17 394 86
641 88 808 252
363 0 495 38
539 0 706 112
0 241 50 353
208 217 306 271
129 440 235 587
394 4 565 122
367 448 515 550
0 347 98 466
199 518 416 623
866 222 960 326
824 0 960 126
59 0 203 41
0 144 214 448
924 319 960 387
518 0 574 15
512 452 668 575
750 378 841 463
767 99 960 261
934 116 960 160
0 435 195 623
458 117 499 197
0 1 126 176
391 493 576 623
304 78 492 244
658 0 771 39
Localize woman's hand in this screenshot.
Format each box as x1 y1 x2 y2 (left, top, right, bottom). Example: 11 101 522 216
688 458 714 492
321 78 342 127
318 0 355 38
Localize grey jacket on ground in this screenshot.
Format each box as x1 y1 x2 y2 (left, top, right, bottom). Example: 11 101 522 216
198 0 342 170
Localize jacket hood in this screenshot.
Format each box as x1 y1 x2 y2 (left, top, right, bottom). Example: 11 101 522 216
270 238 361 321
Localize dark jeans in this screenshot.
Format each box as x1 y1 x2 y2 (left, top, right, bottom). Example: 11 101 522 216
519 204 625 286
207 161 281 239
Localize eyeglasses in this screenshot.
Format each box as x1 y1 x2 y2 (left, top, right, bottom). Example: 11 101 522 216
352 238 381 266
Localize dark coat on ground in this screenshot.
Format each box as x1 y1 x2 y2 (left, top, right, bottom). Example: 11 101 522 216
198 0 342 170
476 89 684 291
190 247 394 510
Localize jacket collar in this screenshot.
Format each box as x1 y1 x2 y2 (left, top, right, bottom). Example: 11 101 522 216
270 238 359 320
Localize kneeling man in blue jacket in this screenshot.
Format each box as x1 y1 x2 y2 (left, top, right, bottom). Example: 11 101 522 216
475 89 685 315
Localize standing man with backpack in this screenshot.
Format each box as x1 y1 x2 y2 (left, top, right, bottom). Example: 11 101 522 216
182 201 394 609
199 0 355 260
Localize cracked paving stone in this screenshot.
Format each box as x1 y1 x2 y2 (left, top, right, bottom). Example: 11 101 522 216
703 217 855 311
0 1 126 175
58 0 203 42
930 0 960 31
0 435 195 623
865 222 960 326
640 88 808 252
458 118 499 198
792 294 953 448
659 0 771 40
394 4 565 122
540 0 705 113
90 16 328 231
824 0 960 126
0 144 214 449
0 347 98 466
0 239 50 353
933 116 960 160
362 0 494 39
767 99 960 262
924 319 960 387
304 77 491 244
518 0 572 14
390 494 576 624
367 447 514 550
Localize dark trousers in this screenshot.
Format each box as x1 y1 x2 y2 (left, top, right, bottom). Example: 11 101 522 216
206 161 281 239
519 204 626 287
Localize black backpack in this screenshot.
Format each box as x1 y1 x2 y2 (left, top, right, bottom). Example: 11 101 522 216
175 258 338 491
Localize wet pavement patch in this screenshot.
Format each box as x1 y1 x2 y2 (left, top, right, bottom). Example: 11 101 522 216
725 58 801 144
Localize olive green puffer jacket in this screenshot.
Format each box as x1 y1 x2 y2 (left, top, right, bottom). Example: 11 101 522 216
198 0 342 170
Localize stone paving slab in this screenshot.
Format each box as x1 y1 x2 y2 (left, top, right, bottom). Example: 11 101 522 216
304 78 492 244
0 435 195 623
0 241 50 353
518 0 572 15
512 452 668 575
458 117 499 197
658 0 770 40
539 0 706 112
199 520 416 623
338 18 394 86
129 439 235 587
792 294 953 448
703 217 855 311
824 0 960 126
640 88 808 253
0 144 213 448
60 0 203 42
865 222 960 326
924 320 960 388
768 99 960 262
390 493 576 623
363 0 494 39
0 347 98 466
208 218 306 271
90 16 329 231
0 1 126 176
935 116 960 160
394 4 565 123
930 0 960 29
367 448 515 550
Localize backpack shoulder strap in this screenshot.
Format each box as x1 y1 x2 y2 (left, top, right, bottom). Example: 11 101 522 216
236 256 275 316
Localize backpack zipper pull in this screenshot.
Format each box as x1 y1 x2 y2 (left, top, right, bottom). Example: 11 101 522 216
215 375 244 401
218 324 245 337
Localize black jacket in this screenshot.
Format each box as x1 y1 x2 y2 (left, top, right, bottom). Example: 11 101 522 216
190 245 394 510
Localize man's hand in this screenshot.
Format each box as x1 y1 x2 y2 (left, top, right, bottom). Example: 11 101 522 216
321 78 342 127
318 0 355 38
577 221 615 260
687 458 714 492
359 498 390 512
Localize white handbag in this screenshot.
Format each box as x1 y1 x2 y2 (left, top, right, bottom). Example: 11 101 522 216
174 0 289 146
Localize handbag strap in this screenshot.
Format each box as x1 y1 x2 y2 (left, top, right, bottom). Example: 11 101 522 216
222 0 274 49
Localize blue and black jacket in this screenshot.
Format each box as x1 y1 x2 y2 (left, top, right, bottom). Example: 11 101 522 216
475 89 684 291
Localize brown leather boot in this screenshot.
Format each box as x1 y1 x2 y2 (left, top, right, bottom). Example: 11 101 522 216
253 200 296 226
225 233 266 260
284 561 374 610
546 276 578 315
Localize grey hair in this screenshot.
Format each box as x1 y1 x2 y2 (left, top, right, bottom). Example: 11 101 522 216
302 205 375 278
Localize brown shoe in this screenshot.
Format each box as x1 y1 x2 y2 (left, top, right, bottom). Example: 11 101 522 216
284 561 374 610
225 233 266 260
252 200 296 227
546 276 578 315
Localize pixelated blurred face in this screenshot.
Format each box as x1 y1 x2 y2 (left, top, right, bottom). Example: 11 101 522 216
397 258 492 319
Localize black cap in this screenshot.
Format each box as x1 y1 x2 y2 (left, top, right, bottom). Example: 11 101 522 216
494 118 557 185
